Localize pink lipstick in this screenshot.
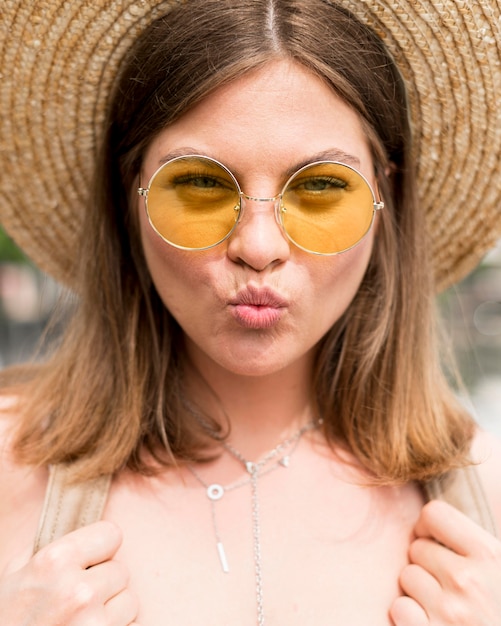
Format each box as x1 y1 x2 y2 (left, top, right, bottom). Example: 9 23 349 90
228 286 288 329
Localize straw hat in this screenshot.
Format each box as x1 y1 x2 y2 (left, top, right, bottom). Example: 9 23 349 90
0 1 500 290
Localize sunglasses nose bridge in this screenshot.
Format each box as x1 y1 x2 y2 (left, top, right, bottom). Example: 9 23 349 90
239 192 283 226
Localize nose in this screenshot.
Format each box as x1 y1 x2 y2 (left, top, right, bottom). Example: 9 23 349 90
226 195 290 271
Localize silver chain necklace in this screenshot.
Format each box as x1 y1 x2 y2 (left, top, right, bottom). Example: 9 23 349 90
188 419 320 626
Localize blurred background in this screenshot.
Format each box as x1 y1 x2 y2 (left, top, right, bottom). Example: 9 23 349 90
0 226 499 436
439 241 501 437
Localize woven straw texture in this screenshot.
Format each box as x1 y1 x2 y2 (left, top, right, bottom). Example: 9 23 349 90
0 0 500 289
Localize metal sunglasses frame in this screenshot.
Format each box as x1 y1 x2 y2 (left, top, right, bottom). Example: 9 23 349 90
138 154 384 254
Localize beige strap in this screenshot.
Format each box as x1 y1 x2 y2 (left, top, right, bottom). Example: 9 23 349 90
33 463 112 554
422 465 499 537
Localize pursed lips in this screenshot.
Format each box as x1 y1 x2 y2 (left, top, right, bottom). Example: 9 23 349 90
227 285 289 329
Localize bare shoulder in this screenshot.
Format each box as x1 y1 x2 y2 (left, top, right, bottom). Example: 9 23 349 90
0 396 48 574
0 394 24 475
0 394 48 503
471 428 501 531
0 394 27 470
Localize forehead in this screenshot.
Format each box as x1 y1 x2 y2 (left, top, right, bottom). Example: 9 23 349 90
144 59 374 184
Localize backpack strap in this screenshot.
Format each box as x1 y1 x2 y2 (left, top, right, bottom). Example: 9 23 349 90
33 463 112 554
33 462 497 554
422 465 498 537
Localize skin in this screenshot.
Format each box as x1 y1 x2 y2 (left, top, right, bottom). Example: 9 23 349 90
137 59 378 455
138 64 377 378
0 59 501 625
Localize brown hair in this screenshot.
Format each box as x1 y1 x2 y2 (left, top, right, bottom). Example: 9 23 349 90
7 0 473 483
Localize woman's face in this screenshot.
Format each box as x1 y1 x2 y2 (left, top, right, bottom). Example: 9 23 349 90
138 59 378 377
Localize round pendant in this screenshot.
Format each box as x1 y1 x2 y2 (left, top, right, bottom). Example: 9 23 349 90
207 483 225 501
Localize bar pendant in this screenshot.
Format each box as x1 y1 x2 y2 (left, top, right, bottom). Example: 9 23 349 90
217 541 230 573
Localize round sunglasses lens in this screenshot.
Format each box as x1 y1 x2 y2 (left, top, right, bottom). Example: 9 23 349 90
281 162 376 254
146 157 240 249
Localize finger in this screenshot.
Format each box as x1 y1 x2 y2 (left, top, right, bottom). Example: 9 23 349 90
390 594 429 626
104 587 139 625
399 562 441 614
35 520 123 571
415 500 494 556
409 536 464 585
70 520 122 569
85 559 130 604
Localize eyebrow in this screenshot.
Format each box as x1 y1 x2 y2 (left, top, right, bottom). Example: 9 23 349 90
158 147 361 176
158 148 205 164
283 150 361 177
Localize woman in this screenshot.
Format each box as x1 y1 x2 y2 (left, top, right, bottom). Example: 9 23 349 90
0 0 501 624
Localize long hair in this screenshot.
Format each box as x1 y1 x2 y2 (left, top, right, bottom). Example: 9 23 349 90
7 0 473 483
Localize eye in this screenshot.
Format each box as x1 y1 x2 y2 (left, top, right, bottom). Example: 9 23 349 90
173 173 233 191
296 176 348 192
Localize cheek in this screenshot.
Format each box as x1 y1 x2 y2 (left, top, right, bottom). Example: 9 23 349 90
319 235 373 292
138 209 224 326
138 193 194 276
138 208 194 304
140 210 174 274
308 236 374 324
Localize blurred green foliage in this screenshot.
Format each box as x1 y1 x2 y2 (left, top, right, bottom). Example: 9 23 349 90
0 226 28 263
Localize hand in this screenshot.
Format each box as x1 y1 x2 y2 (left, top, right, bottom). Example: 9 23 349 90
0 520 139 625
390 500 501 625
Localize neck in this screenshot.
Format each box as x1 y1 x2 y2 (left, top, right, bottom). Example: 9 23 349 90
184 350 316 460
